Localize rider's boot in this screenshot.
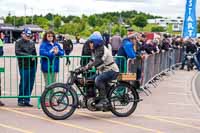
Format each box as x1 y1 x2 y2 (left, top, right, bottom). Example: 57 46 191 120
95 88 109 108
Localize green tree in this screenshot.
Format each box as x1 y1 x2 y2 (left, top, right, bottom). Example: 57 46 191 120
62 15 76 23
25 17 32 24
15 17 24 26
88 15 97 27
111 16 119 24
35 17 49 30
45 13 53 21
72 17 81 23
96 17 104 27
5 12 13 24
79 20 86 31
132 15 148 29
198 21 200 33
54 16 61 29
151 26 165 32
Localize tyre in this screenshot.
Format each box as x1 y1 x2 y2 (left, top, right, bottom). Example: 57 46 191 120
108 82 139 117
41 83 78 120
187 62 191 71
187 65 190 71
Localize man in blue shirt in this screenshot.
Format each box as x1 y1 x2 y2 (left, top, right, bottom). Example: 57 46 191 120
116 33 137 72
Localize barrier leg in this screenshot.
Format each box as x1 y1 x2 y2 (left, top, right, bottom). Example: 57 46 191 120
137 87 149 96
144 86 152 94
37 97 41 109
149 80 157 88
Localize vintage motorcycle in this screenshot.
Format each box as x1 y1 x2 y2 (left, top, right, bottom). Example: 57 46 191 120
40 68 141 120
186 52 196 71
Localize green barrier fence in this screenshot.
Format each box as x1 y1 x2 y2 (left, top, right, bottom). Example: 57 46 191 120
52 55 127 83
0 55 127 108
0 56 50 108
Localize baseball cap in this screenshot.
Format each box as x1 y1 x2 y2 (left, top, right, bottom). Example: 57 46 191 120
127 33 138 40
23 28 32 37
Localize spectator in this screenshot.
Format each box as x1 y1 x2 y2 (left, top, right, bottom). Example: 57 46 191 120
0 32 4 56
196 38 200 48
102 32 112 52
33 32 39 44
180 38 198 70
39 31 64 87
116 33 137 72
111 33 122 56
131 33 143 81
80 40 92 67
161 34 171 51
152 39 160 52
62 35 73 65
75 34 80 44
139 34 146 45
15 28 37 107
141 39 158 55
80 40 94 78
0 31 5 106
196 39 200 70
173 37 182 49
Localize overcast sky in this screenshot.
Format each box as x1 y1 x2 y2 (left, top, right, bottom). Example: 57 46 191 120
0 0 199 18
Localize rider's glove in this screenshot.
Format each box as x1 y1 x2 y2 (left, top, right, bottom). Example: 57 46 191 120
82 66 89 72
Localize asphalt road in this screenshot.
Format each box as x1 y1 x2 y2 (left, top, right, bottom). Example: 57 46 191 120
0 44 200 133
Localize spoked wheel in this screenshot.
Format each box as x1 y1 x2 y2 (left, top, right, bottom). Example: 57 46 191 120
41 83 78 120
108 82 139 117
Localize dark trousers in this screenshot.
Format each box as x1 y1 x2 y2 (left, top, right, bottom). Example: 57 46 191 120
91 71 119 98
0 73 1 96
136 67 142 80
65 50 71 65
196 51 200 71
18 67 36 103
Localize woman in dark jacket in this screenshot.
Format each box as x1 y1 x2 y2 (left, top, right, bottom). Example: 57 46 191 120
62 35 73 65
39 31 64 86
80 40 92 66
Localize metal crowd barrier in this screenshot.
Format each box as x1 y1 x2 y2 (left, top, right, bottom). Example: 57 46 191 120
0 49 183 107
0 55 127 108
52 55 127 83
0 56 50 108
127 48 184 88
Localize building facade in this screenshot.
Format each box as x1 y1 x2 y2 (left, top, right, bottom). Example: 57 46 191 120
148 18 183 32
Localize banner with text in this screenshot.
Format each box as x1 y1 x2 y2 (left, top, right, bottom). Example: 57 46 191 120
183 0 197 38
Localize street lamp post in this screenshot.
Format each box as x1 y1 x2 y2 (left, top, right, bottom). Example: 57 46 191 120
109 22 113 36
31 8 34 24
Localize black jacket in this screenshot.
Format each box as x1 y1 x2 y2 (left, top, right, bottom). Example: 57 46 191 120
80 40 92 66
0 47 3 56
15 38 37 69
185 42 197 54
88 44 104 68
62 39 73 52
161 38 171 51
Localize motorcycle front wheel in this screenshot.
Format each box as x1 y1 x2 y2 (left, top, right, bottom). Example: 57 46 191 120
41 83 78 120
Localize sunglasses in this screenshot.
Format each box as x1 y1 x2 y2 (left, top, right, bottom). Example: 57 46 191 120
26 35 31 38
47 35 54 38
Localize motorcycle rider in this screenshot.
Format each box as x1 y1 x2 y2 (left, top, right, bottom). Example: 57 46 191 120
80 31 119 108
180 38 198 70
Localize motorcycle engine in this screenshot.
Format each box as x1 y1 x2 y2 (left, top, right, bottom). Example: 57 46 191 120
86 98 97 111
